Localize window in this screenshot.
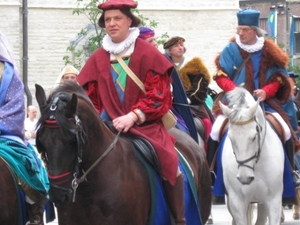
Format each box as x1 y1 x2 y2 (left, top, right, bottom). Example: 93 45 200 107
295 18 300 54
260 18 267 31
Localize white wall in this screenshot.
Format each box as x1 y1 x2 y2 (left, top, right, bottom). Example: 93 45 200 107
0 0 239 106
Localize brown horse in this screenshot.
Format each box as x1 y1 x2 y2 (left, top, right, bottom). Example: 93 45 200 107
35 82 211 225
0 157 19 225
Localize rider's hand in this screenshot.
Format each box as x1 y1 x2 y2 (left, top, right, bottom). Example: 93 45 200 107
253 89 266 101
112 112 137 133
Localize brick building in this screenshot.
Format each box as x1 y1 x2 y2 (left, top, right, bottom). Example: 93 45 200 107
0 0 239 105
239 0 300 66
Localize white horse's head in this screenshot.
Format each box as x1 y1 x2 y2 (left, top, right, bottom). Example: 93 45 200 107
220 87 263 185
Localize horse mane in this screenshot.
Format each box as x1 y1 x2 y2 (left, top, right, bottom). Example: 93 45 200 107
225 87 256 123
37 82 96 133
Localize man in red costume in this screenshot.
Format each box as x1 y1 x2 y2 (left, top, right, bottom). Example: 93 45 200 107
76 0 186 224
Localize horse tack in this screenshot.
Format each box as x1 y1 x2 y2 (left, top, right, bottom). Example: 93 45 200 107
219 87 285 225
266 112 286 143
42 107 121 202
35 82 212 224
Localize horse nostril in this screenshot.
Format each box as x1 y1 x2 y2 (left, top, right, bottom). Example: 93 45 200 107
237 176 254 185
248 176 255 183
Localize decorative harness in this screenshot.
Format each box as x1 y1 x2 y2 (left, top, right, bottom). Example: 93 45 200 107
40 94 120 202
230 115 264 171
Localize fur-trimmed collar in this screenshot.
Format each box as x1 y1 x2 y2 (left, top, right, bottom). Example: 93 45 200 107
227 37 289 68
102 27 139 54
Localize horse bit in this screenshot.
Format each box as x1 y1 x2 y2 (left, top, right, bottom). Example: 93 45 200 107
42 94 120 202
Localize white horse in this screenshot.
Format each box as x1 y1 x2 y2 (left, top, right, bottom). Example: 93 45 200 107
220 87 284 225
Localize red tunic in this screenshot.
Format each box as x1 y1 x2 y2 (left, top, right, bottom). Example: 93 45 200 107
77 39 179 185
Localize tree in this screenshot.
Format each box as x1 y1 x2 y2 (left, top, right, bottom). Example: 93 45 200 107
63 0 168 69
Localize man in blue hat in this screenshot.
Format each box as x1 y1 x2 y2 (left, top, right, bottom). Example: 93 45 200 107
207 8 299 203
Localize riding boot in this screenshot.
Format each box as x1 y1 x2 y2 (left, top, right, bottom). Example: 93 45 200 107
25 194 48 225
206 137 219 168
285 137 295 170
163 174 186 225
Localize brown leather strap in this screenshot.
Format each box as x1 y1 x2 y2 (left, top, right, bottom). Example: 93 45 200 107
209 152 217 172
265 112 286 143
219 118 229 142
232 53 252 81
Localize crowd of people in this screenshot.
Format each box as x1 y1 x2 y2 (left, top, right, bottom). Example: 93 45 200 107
1 0 300 224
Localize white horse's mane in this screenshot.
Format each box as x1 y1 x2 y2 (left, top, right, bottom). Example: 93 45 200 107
225 87 256 123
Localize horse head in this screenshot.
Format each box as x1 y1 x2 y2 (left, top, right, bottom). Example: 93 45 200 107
35 83 97 206
219 87 263 185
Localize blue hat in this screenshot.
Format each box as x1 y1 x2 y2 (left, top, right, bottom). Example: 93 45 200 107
237 9 260 27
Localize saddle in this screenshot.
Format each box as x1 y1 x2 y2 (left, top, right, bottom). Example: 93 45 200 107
218 112 285 143
191 103 214 142
103 120 162 177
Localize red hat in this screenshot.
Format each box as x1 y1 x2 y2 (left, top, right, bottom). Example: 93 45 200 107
98 0 138 10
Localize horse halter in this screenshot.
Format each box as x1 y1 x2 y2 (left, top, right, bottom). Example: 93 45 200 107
41 94 87 201
41 94 121 202
231 116 263 171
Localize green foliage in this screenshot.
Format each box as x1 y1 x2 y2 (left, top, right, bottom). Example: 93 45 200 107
63 0 168 69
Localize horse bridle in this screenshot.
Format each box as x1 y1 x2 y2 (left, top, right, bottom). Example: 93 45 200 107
41 95 120 202
231 116 263 171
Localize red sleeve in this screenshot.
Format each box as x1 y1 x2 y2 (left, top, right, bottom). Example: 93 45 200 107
132 70 172 121
262 81 281 99
215 75 236 92
86 81 102 114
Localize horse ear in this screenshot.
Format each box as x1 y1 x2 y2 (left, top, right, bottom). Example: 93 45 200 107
35 84 47 107
248 100 259 117
65 93 77 116
219 101 232 117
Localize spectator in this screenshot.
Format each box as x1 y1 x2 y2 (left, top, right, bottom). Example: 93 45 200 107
54 64 79 86
24 105 38 146
138 26 157 48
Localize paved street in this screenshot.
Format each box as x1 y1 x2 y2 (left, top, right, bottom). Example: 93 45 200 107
46 204 299 224
208 205 299 225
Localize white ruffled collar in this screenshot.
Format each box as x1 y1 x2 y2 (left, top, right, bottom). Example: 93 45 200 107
235 34 264 53
102 27 140 54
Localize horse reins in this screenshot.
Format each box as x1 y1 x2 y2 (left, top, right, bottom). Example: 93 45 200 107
42 95 121 202
231 115 263 170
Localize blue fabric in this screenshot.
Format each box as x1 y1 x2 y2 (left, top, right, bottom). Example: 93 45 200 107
0 61 13 106
219 42 298 131
237 9 260 27
295 151 300 170
135 149 202 225
251 51 262 89
212 132 296 198
0 57 26 139
178 154 202 225
164 54 198 143
172 109 190 135
18 186 26 225
0 137 49 195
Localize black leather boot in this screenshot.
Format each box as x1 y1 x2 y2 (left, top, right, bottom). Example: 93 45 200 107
285 137 295 170
163 174 186 225
26 195 48 225
206 137 219 168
